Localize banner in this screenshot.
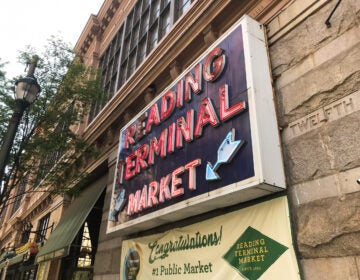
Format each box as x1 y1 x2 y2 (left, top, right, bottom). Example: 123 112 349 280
120 196 299 280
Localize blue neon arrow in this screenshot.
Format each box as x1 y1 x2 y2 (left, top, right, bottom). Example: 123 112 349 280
206 129 244 181
108 189 126 222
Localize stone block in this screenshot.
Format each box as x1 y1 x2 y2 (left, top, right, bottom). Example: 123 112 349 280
94 250 113 274
324 114 360 171
357 257 360 274
299 232 360 259
290 166 360 206
282 90 360 142
97 236 124 252
338 166 360 194
110 248 122 274
275 25 360 91
277 43 360 125
94 247 122 275
270 0 360 77
296 192 360 249
301 257 359 280
269 0 360 128
284 112 360 185
283 130 332 185
291 174 340 205
267 0 328 42
93 274 119 280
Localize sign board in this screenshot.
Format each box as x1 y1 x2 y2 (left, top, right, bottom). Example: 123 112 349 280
107 15 285 234
120 196 300 280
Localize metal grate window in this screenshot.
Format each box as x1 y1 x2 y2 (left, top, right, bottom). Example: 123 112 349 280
36 213 50 243
89 0 195 123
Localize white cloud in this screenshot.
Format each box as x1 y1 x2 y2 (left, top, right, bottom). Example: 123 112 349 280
0 0 104 78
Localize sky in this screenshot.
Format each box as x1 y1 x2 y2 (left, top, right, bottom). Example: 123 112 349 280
0 0 105 78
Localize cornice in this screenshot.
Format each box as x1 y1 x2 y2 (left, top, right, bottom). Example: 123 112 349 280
20 192 53 221
0 194 53 245
75 0 121 55
74 15 100 55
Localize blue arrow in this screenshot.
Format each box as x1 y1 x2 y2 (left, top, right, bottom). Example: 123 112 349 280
206 129 244 181
108 189 126 222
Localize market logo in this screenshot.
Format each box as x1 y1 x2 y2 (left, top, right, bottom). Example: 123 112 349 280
123 248 141 280
223 226 288 280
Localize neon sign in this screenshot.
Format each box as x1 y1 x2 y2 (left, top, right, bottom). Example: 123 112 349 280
108 16 285 234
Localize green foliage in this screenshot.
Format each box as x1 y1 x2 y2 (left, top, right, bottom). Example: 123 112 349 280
0 59 16 141
0 36 103 213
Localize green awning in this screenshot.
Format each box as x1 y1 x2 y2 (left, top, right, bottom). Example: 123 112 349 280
8 253 25 266
0 252 27 269
36 175 107 263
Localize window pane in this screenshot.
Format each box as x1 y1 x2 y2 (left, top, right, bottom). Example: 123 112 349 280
140 10 150 36
143 0 151 9
128 51 137 78
151 0 160 23
102 50 108 67
11 176 27 216
131 23 140 49
36 214 50 243
161 0 171 8
148 25 158 51
138 38 147 65
113 51 120 72
93 0 197 123
106 59 113 82
160 7 171 38
176 0 191 19
110 76 117 97
122 36 131 61
134 2 142 23
110 41 116 58
118 62 127 88
126 11 133 34
116 26 123 50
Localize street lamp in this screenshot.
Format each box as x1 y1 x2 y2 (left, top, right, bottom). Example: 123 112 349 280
0 55 41 183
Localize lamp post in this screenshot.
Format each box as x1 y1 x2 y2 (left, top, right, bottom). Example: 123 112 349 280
0 56 41 183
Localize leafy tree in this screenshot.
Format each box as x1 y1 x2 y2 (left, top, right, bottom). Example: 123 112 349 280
0 36 102 217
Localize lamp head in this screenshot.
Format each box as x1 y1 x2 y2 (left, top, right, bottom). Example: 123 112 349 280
14 75 41 105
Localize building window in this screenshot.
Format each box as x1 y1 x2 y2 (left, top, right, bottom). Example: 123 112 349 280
160 6 171 37
33 116 70 187
148 25 159 50
21 222 33 244
89 0 195 123
176 0 192 20
19 266 38 280
36 213 50 243
10 175 27 217
60 190 105 280
0 203 7 225
77 222 93 267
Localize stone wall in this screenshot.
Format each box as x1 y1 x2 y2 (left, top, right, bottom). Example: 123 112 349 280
269 0 360 277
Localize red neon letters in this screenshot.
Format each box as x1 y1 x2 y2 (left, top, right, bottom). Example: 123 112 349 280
119 47 246 216
127 159 201 215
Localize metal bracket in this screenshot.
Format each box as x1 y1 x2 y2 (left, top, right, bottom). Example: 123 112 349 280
325 0 342 28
